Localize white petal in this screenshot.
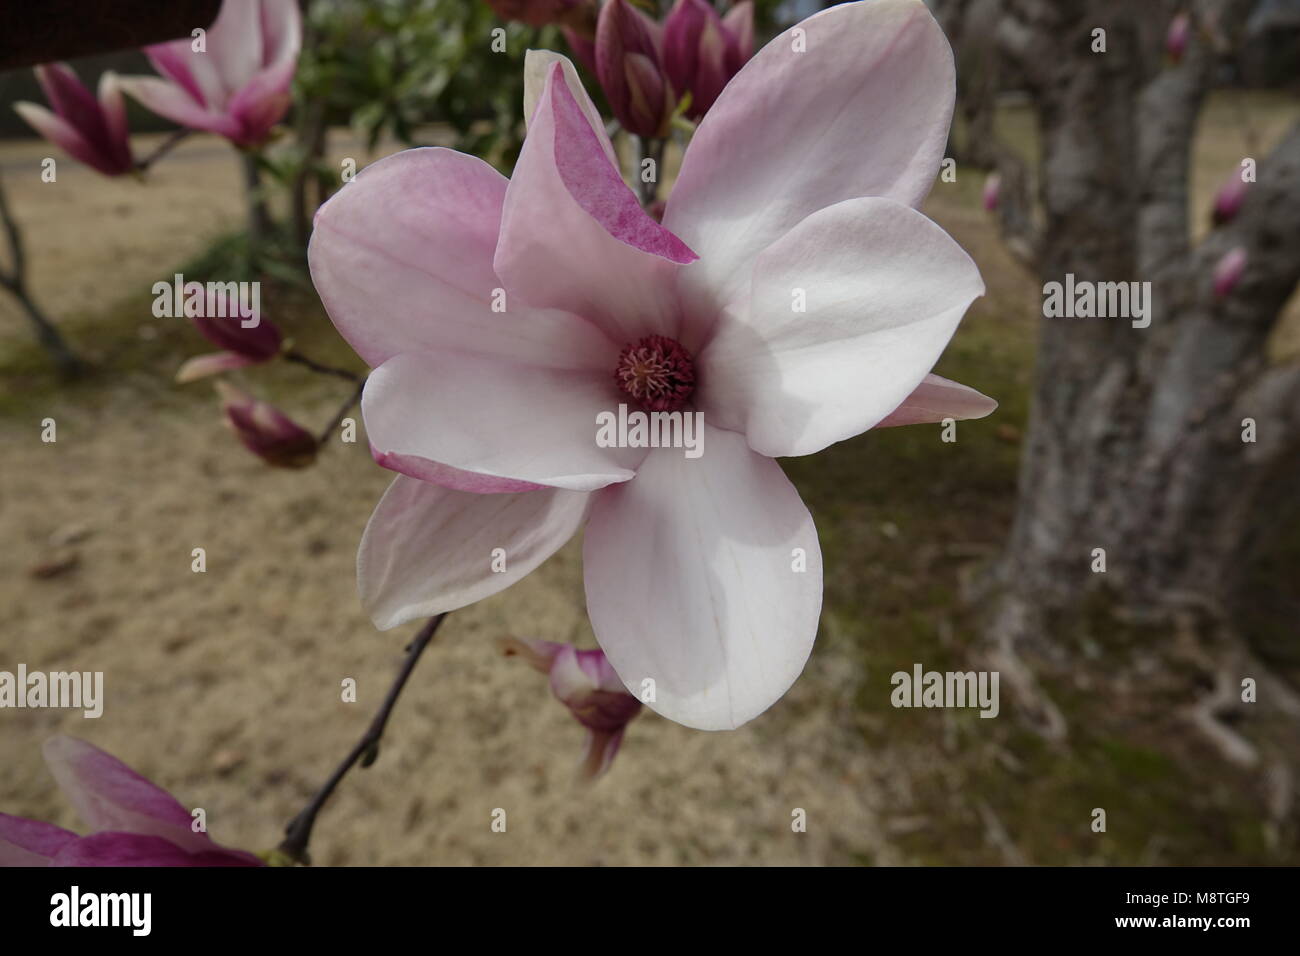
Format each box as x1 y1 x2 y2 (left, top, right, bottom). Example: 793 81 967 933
359 475 590 630
362 351 642 492
583 425 822 730
699 197 984 457
665 0 955 323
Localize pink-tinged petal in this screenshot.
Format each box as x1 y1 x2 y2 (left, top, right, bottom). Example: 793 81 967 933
203 0 268 97
225 0 302 145
359 475 590 630
34 63 103 141
116 75 244 140
96 71 133 170
699 197 984 457
579 727 628 779
309 147 613 370
175 350 258 383
145 42 209 106
42 736 213 855
665 0 955 320
371 447 547 494
583 425 822 730
12 102 97 169
722 1 755 66
875 374 997 428
0 813 78 866
363 352 641 492
495 62 695 345
258 0 304 66
50 833 263 867
524 50 616 168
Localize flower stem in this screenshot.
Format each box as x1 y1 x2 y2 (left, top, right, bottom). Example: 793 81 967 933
278 613 448 865
317 376 366 445
637 136 665 209
0 170 86 376
284 348 362 382
134 128 192 173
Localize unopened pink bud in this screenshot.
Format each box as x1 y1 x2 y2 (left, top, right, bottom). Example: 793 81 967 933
596 0 674 139
501 637 641 780
216 382 317 469
664 0 755 119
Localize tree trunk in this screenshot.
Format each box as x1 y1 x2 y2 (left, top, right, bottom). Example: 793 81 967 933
978 0 1300 763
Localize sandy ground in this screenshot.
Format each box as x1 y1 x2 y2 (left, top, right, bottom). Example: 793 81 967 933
0 131 900 866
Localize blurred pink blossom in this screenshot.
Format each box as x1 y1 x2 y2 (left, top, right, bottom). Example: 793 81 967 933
1166 12 1190 64
982 170 1001 212
0 737 262 867
308 0 994 731
119 0 301 148
13 64 134 176
1213 246 1247 299
217 382 318 468
502 637 642 779
1211 168 1250 225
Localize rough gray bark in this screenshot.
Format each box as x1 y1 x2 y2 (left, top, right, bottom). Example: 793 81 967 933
975 0 1300 762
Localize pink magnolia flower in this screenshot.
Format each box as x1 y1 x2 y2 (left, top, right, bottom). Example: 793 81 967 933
663 0 755 119
982 170 1001 212
1213 246 1247 299
1166 12 1190 64
177 313 284 383
308 0 994 731
217 382 318 468
0 737 262 867
502 637 642 779
13 64 134 176
1211 168 1249 225
596 0 674 138
118 0 301 148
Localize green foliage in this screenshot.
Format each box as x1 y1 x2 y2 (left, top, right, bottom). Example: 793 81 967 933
295 0 561 170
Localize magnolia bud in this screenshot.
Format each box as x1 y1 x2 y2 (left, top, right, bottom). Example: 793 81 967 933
216 382 318 469
501 637 642 780
663 0 754 119
596 0 674 139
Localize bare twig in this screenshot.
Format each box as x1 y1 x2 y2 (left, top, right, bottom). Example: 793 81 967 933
278 613 448 865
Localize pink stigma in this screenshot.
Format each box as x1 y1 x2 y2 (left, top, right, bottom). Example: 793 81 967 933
615 335 696 412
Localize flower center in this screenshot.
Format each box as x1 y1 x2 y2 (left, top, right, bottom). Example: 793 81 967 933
614 335 696 412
